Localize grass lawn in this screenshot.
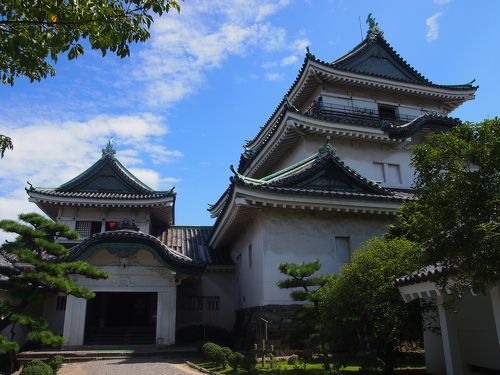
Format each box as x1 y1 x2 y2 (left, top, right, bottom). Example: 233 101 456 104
194 353 427 374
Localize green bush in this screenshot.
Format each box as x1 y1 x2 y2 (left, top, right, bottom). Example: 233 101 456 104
46 355 64 374
229 351 244 370
220 347 233 368
201 342 223 365
20 360 53 375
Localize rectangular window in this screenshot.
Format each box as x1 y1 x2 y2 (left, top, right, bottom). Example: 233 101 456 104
378 105 397 120
387 164 402 184
335 236 351 263
56 295 67 311
248 244 253 269
373 162 385 183
206 296 220 311
372 162 402 185
75 221 101 238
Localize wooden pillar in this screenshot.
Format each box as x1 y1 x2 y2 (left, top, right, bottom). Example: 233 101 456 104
156 286 177 345
62 295 87 347
436 294 464 375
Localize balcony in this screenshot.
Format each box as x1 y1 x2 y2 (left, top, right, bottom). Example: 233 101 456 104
304 101 417 128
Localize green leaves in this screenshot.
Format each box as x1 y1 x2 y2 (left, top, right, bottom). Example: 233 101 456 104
0 213 108 352
319 238 425 367
0 0 183 84
390 118 500 293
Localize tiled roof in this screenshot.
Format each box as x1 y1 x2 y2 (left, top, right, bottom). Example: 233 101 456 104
27 152 174 200
27 188 171 200
0 252 12 268
67 230 205 275
237 23 476 175
382 113 461 139
160 226 232 265
394 264 446 287
233 139 412 202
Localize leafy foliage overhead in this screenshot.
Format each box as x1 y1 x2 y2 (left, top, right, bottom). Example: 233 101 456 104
390 118 500 293
0 0 181 85
0 213 108 353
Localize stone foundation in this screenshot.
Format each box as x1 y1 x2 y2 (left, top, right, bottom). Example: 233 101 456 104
233 304 302 351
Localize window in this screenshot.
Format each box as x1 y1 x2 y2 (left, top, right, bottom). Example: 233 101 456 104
56 295 67 311
378 104 397 120
248 244 253 269
373 162 385 183
386 164 402 184
372 162 402 185
335 236 350 263
75 221 101 238
206 296 220 311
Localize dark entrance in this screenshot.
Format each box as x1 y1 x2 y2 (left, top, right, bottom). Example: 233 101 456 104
84 292 157 345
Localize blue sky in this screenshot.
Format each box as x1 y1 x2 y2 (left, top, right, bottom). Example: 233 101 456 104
1 0 498 236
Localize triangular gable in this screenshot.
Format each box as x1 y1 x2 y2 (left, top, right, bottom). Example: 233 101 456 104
267 150 386 195
58 156 152 194
235 140 389 196
333 37 428 84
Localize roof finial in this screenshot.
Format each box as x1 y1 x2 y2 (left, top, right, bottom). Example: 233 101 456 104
318 136 336 157
102 138 116 158
366 13 384 40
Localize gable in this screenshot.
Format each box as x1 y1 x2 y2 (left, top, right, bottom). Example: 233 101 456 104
64 163 138 193
334 40 427 84
264 149 387 196
291 164 366 192
58 157 152 194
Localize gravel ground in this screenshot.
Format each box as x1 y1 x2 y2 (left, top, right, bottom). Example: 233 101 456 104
56 358 202 375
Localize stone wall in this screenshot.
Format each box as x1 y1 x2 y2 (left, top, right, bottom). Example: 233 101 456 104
233 304 302 351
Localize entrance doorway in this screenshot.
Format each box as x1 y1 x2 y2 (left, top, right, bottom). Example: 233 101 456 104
84 292 157 345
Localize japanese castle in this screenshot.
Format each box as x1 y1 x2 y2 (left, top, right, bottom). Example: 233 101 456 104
10 15 496 375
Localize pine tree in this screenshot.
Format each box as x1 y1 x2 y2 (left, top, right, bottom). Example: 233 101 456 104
0 213 108 353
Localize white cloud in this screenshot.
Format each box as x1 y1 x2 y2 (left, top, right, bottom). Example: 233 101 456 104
131 0 294 107
434 0 452 4
0 114 181 240
265 72 284 81
426 12 443 42
281 55 298 66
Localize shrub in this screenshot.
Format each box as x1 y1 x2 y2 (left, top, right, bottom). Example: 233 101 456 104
46 355 64 374
229 351 244 370
220 347 233 368
287 354 299 365
20 360 53 375
201 342 225 366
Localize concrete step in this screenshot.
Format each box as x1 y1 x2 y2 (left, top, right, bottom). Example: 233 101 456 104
17 346 199 364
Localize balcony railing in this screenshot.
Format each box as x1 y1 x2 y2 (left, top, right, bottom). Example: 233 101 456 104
304 102 417 128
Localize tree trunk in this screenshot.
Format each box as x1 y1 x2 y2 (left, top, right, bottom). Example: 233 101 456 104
382 346 395 375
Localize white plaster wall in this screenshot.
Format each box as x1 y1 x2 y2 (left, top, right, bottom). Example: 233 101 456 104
423 309 446 375
259 209 393 305
270 135 414 189
230 215 265 309
43 294 65 336
318 85 444 114
58 206 151 235
455 293 500 370
199 271 235 331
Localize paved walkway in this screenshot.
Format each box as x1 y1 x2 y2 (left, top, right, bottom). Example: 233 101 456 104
56 358 201 375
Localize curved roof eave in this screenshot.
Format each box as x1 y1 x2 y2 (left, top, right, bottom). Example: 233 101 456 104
66 230 205 275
